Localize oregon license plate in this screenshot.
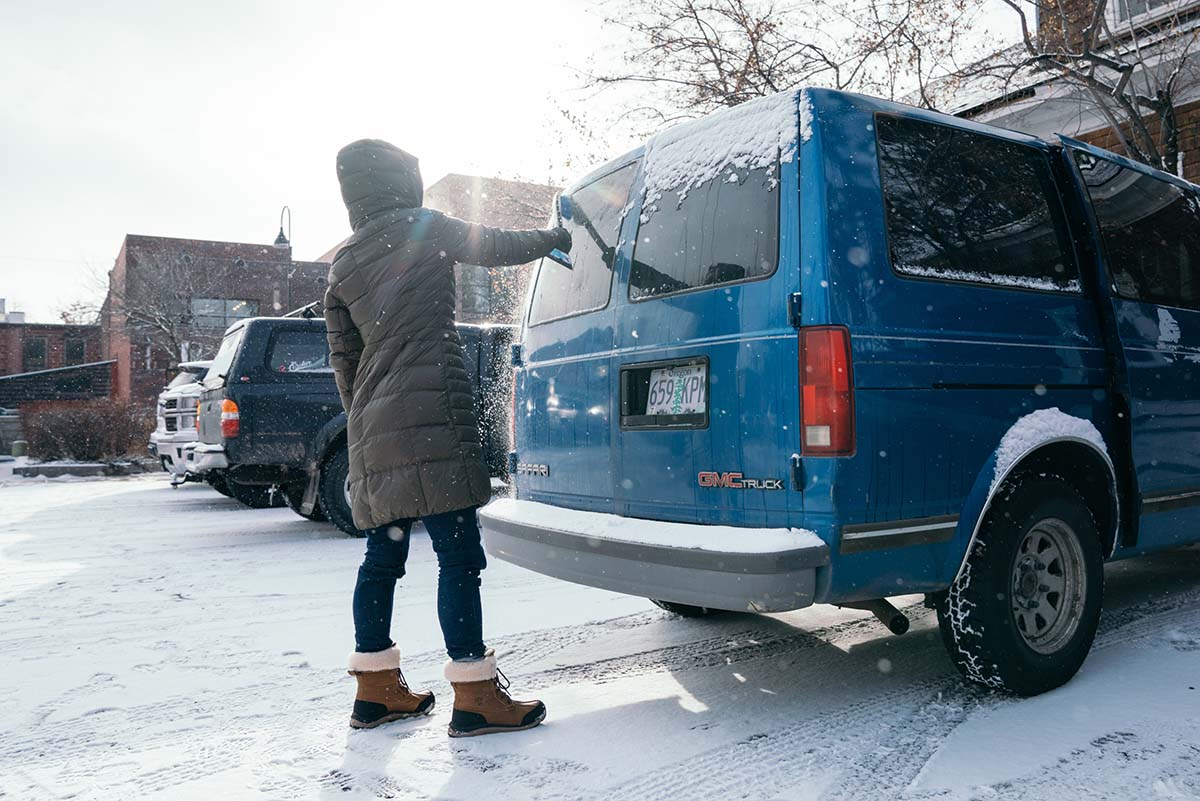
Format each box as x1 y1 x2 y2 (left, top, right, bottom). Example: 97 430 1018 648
646 364 707 416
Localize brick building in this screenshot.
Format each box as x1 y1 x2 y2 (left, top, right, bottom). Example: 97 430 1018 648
424 174 559 323
0 300 103 377
939 0 1200 182
102 234 329 404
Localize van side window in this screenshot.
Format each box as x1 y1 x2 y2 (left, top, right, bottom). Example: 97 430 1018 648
876 115 1079 292
630 166 779 300
1074 152 1200 308
528 161 640 326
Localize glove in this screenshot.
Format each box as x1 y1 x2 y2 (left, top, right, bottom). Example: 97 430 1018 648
550 226 573 254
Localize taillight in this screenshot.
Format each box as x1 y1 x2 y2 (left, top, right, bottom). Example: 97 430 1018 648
195 401 201 431
220 398 240 439
799 326 855 456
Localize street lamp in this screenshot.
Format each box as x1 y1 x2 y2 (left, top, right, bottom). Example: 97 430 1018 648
274 206 292 249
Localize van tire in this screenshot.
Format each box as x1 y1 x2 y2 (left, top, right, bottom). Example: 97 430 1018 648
936 474 1103 696
320 445 365 538
282 481 327 522
228 480 285 509
651 599 720 618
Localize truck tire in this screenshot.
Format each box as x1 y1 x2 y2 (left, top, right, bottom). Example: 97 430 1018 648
227 480 286 509
320 445 365 537
651 599 720 618
206 471 233 497
282 481 327 522
936 473 1103 696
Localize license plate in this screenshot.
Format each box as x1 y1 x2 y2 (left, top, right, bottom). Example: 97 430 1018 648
646 364 707 416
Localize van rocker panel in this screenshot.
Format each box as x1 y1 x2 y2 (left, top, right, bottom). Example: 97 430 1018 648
479 500 829 613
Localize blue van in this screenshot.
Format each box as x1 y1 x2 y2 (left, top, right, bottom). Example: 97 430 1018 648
479 88 1200 696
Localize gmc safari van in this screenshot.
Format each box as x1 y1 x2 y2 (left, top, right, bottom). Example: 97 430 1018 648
479 87 1200 696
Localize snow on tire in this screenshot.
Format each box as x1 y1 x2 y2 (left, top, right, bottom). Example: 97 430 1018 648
936 473 1104 696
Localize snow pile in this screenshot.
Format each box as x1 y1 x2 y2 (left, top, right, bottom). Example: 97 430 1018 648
483 497 824 554
897 264 1082 293
639 89 805 220
991 407 1107 493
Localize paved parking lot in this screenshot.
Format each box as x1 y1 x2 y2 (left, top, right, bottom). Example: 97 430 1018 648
2 475 1199 800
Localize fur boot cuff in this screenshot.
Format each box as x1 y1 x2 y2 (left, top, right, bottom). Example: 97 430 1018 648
348 645 401 673
444 649 497 683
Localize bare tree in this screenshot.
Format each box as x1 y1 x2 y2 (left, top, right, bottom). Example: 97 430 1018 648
959 0 1199 173
103 254 231 365
590 0 982 128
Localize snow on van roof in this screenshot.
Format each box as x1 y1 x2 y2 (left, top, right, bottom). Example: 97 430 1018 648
640 89 807 220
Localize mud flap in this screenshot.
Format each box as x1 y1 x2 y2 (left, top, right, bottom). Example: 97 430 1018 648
300 463 321 516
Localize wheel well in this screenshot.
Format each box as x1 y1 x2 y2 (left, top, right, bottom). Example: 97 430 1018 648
1003 441 1119 557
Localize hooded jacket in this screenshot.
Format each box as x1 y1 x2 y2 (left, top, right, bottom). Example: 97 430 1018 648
325 139 563 528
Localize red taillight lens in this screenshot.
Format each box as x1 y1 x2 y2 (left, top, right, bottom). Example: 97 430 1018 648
799 326 854 456
220 398 240 439
195 401 201 431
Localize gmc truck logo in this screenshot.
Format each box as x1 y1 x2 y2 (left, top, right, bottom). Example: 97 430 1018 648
697 471 784 490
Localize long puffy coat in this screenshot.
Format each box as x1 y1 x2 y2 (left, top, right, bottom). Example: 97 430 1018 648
324 139 562 528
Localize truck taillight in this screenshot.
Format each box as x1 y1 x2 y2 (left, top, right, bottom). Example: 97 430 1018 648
195 401 201 431
799 326 854 456
220 398 240 439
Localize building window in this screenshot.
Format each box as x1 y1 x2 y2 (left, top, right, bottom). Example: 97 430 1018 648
1114 0 1174 21
23 337 48 372
191 298 259 328
64 337 86 366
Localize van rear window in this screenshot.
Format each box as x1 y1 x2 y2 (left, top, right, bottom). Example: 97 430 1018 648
1074 153 1200 309
630 166 779 300
876 115 1078 292
528 161 639 326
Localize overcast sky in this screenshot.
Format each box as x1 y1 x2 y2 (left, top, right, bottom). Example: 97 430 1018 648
1 0 627 322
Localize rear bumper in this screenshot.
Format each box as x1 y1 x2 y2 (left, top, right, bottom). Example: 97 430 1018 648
189 442 229 473
479 499 829 613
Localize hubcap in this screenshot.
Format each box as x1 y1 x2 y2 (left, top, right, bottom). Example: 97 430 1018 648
1010 518 1086 654
344 475 352 509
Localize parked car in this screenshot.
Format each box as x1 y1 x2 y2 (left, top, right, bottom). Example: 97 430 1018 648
480 87 1200 697
191 315 515 534
149 360 211 486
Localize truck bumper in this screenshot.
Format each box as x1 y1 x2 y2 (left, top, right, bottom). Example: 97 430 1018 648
479 499 829 613
190 443 229 473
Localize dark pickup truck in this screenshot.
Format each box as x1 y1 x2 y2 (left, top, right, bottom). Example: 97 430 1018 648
191 315 515 535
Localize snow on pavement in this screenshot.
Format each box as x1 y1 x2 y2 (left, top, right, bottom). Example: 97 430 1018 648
1 475 1198 800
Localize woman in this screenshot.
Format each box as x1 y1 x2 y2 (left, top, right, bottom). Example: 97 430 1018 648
324 139 570 737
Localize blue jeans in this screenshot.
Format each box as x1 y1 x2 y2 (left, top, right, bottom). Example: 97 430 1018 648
353 506 487 661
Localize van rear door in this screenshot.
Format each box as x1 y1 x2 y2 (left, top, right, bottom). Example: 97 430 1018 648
514 157 642 512
612 93 803 526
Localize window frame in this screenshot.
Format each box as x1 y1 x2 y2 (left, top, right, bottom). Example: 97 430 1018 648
873 112 1084 296
527 159 641 328
1072 148 1200 312
190 297 260 329
1109 0 1179 28
628 160 783 304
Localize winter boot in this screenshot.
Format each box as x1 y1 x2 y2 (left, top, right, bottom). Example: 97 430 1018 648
347 646 435 729
445 649 546 737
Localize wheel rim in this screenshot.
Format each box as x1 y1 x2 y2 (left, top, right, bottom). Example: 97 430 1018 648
343 475 352 510
1010 517 1086 655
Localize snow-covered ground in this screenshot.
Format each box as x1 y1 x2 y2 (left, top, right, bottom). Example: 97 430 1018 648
1 476 1198 800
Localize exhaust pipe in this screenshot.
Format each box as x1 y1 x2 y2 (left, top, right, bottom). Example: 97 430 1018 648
840 598 910 635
